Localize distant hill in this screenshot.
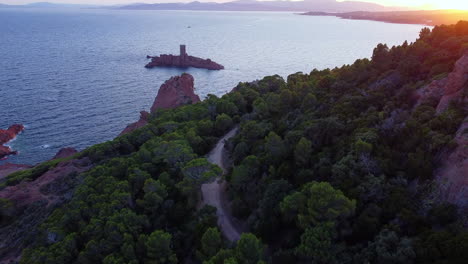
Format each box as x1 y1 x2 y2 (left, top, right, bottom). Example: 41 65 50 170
119 0 404 12
302 9 468 26
0 0 407 12
0 2 96 9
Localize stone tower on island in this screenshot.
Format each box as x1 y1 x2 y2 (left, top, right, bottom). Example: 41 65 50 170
145 44 224 70
180 45 187 57
180 45 187 63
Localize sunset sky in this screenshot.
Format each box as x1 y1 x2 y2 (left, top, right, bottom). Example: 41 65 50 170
1 0 467 10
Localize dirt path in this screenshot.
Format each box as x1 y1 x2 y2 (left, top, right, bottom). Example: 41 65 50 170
201 127 241 241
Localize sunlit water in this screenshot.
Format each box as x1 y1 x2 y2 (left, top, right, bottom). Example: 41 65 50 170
0 8 426 165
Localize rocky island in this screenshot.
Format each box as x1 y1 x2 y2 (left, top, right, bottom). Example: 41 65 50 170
145 45 224 70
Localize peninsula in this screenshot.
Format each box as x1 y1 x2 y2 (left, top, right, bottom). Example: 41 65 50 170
301 10 468 26
145 45 224 70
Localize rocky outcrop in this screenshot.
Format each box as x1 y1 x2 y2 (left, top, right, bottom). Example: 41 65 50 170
0 124 23 145
151 73 200 111
0 158 91 207
0 157 92 262
52 147 78 160
369 71 402 90
119 111 150 136
0 124 24 160
415 53 468 211
0 148 77 185
120 74 200 135
0 163 32 181
414 78 448 106
0 146 16 160
436 53 468 113
435 118 468 208
146 45 224 70
415 53 468 112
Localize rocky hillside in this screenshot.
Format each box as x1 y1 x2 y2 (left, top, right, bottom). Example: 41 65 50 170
0 21 467 264
414 52 468 209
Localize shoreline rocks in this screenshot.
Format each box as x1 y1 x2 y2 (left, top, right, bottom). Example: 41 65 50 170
52 147 78 160
0 124 24 160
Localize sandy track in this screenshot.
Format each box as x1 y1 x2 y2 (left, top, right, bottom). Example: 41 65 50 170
201 127 241 241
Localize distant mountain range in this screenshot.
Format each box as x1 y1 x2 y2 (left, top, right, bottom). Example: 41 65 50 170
0 2 96 9
0 0 406 12
119 0 404 12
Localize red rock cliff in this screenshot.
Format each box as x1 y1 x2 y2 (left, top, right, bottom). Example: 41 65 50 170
151 73 200 111
120 74 201 135
436 52 468 113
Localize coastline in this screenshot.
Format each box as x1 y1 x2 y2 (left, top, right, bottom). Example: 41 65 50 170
300 10 468 26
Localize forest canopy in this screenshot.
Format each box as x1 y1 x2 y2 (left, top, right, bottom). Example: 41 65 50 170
4 21 467 264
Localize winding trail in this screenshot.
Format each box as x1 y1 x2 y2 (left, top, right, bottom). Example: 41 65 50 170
201 127 241 241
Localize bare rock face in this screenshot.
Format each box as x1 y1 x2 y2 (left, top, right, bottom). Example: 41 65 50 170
416 53 468 213
415 53 468 111
436 118 468 208
0 124 24 160
410 53 468 219
369 71 402 90
53 147 78 160
151 73 200 111
436 53 468 113
414 78 448 106
119 74 200 136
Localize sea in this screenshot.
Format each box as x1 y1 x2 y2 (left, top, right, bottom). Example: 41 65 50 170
0 8 426 165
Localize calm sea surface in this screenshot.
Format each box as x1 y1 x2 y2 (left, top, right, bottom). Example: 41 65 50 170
0 8 425 165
